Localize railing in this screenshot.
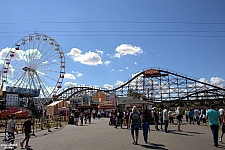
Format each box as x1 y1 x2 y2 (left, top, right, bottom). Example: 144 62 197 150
0 116 66 133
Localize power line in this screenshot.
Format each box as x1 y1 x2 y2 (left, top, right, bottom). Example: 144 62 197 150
0 34 224 38
0 30 225 33
0 21 225 25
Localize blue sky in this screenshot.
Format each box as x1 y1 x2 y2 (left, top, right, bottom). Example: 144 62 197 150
0 0 225 92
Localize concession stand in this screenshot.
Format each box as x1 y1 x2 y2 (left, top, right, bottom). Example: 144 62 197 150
46 100 70 121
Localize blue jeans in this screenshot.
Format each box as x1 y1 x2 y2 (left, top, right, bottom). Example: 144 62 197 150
210 124 219 146
143 132 148 142
164 120 169 133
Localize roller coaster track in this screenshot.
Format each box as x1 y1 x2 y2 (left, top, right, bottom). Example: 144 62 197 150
55 67 225 103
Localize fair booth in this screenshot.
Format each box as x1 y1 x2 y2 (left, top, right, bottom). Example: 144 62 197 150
46 100 70 121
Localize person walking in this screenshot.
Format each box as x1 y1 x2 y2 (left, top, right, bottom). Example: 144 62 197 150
175 107 182 132
87 109 92 124
20 116 34 148
74 109 80 126
92 109 96 119
129 106 140 145
125 110 130 129
80 112 84 126
206 104 221 147
168 109 174 124
185 109 189 122
153 108 159 131
115 109 124 129
7 114 18 148
159 109 163 130
189 108 194 125
163 106 169 133
194 108 200 125
141 118 150 144
219 112 225 142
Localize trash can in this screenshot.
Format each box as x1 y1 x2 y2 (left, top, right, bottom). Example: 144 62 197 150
68 116 74 124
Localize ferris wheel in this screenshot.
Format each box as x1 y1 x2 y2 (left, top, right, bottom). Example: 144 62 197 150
0 33 65 105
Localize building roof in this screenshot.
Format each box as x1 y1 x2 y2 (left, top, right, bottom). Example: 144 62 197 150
47 100 63 107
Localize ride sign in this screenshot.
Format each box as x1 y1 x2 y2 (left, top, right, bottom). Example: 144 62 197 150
144 69 159 75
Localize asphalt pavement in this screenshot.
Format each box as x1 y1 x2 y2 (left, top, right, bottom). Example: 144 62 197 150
0 118 225 150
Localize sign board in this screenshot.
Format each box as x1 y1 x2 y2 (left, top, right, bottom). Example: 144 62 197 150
109 94 116 102
92 91 106 102
6 86 40 97
144 69 159 75
99 101 114 106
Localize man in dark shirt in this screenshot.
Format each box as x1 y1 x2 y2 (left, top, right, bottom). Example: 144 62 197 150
115 109 124 129
20 116 34 148
74 110 80 125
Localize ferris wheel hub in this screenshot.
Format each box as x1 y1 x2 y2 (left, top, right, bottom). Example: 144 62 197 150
22 66 36 72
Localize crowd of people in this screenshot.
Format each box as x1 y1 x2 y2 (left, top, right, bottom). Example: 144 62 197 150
111 105 225 147
3 105 225 148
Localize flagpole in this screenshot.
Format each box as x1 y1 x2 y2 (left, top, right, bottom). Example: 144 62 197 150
157 54 160 68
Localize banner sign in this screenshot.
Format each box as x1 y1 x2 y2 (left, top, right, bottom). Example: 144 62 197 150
109 94 116 102
6 86 40 97
92 91 106 102
99 101 114 106
144 69 159 75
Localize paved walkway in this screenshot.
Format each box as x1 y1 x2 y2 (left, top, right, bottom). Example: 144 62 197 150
0 118 225 150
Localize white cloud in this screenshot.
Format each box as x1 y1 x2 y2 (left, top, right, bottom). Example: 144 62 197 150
210 77 225 88
134 62 137 65
114 44 143 58
113 53 121 58
76 71 83 77
115 80 125 87
64 82 78 87
119 70 123 72
125 67 129 69
196 77 225 88
67 48 102 66
0 47 11 58
104 60 110 65
72 71 75 73
0 47 41 62
64 73 76 80
103 84 114 89
199 78 208 83
96 49 104 56
110 69 114 72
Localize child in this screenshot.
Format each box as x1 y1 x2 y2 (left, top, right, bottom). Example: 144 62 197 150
141 118 150 144
220 113 225 142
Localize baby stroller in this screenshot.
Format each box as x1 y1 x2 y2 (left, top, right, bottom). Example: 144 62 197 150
109 116 116 126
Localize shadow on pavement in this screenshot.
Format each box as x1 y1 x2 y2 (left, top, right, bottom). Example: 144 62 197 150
139 142 168 150
168 130 193 136
185 131 205 134
168 129 205 135
218 145 225 149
